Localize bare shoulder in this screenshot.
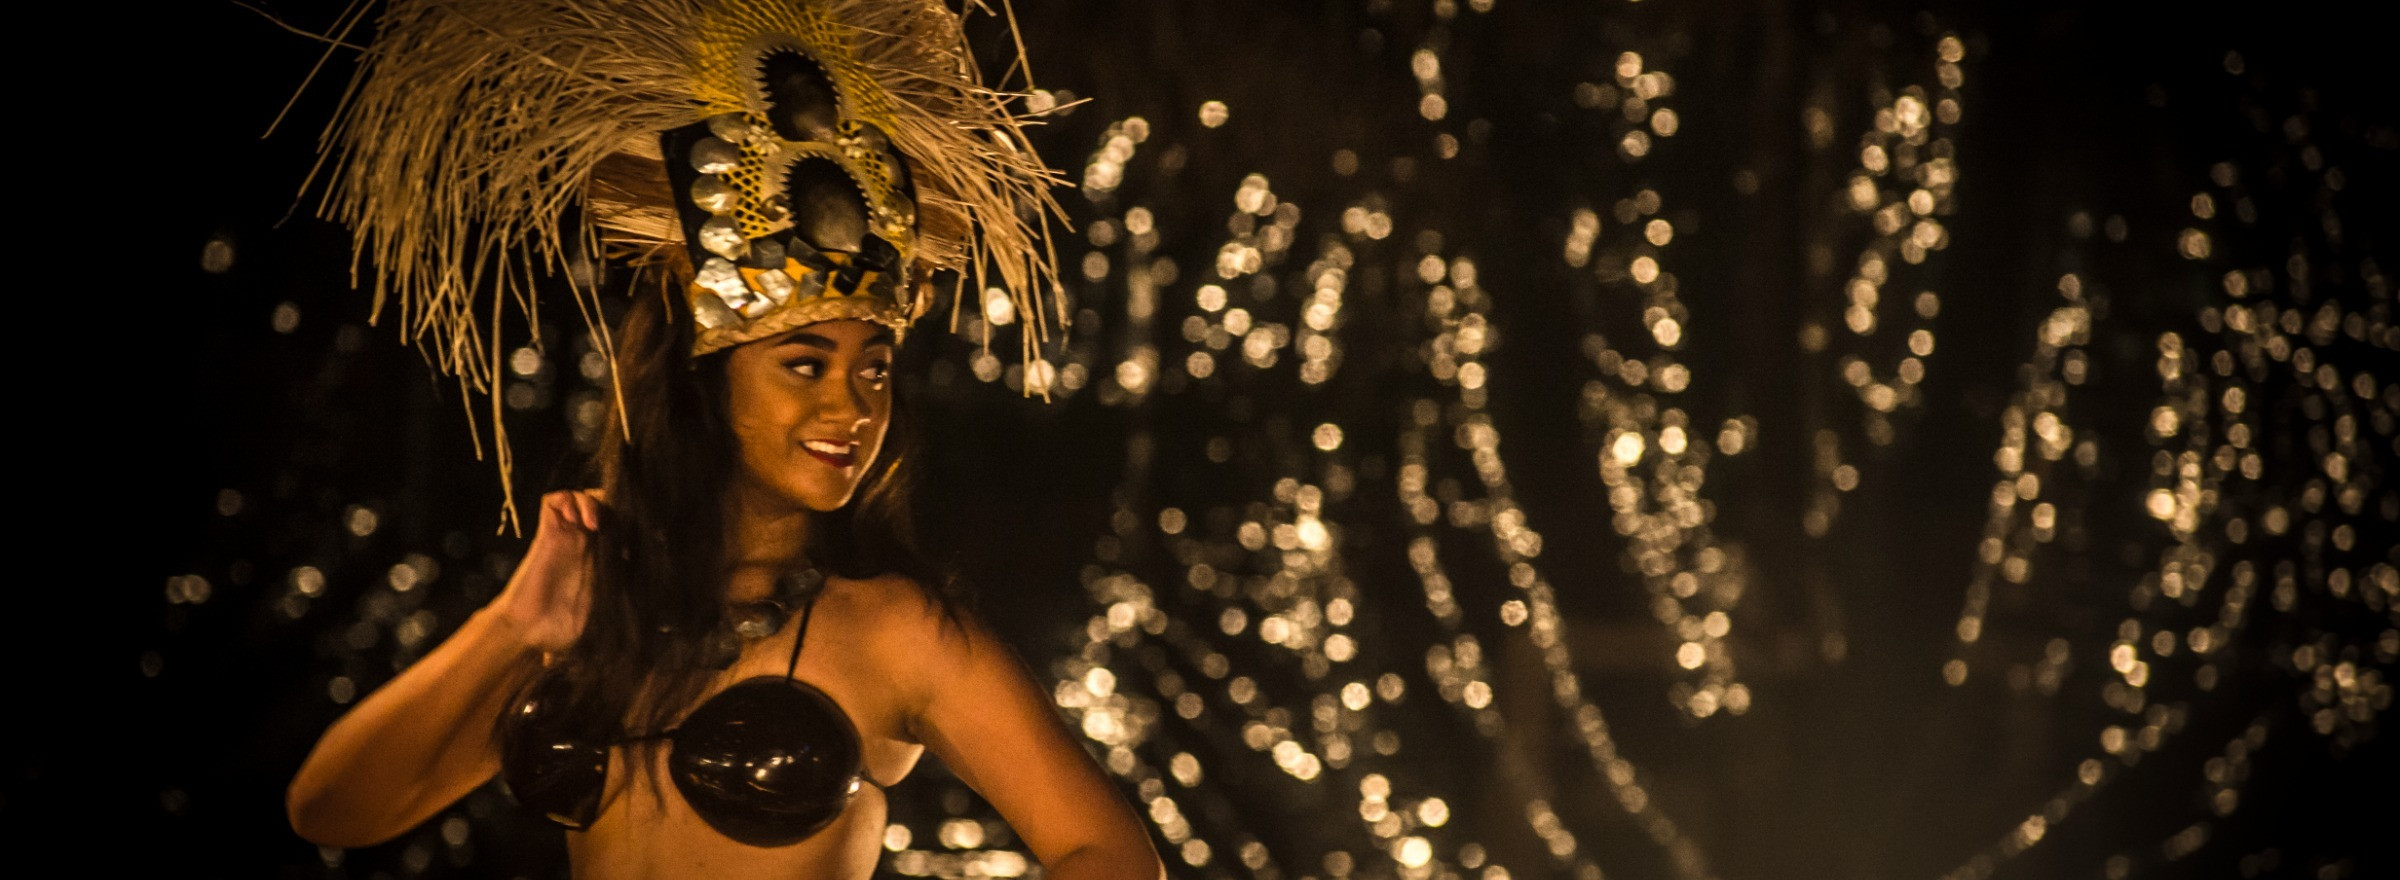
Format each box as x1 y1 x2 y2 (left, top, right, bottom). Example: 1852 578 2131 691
820 573 984 662
830 573 960 633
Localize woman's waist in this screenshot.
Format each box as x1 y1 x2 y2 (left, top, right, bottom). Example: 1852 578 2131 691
564 777 889 880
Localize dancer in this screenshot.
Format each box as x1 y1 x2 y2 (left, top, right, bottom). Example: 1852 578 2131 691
284 2 1162 876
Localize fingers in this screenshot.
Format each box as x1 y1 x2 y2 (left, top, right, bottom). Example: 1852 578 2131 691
539 491 576 532
536 489 607 534
569 491 605 533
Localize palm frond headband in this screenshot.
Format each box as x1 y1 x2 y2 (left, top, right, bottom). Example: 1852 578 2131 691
317 0 1068 526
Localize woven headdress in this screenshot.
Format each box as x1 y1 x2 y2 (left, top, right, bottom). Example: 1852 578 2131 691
315 0 1066 525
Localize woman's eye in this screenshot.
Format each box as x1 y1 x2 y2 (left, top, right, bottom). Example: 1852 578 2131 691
787 359 824 378
862 362 892 384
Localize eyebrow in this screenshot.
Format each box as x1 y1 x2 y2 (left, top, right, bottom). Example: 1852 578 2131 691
777 328 897 350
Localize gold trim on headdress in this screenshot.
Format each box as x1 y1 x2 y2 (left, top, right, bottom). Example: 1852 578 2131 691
316 0 1067 526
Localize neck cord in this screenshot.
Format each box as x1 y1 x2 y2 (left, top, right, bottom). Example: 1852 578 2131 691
704 565 825 669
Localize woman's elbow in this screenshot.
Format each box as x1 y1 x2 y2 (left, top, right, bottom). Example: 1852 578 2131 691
1050 841 1168 880
285 777 404 849
1129 850 1169 880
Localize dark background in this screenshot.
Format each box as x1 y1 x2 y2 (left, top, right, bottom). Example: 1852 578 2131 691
63 0 2399 877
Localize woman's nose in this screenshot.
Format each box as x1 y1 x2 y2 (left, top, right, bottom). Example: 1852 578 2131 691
815 371 872 428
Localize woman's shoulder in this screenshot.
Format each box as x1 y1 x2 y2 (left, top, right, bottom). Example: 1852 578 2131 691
819 573 996 715
820 572 978 650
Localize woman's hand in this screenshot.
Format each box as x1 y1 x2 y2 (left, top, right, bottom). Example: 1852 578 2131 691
489 489 603 654
289 488 605 847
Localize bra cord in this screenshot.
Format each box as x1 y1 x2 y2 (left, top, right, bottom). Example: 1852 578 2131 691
785 597 816 679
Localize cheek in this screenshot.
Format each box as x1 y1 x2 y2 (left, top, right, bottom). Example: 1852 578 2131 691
732 413 786 471
724 369 801 468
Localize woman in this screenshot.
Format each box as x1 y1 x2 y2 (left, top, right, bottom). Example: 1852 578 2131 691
287 308 1161 877
282 1 1163 876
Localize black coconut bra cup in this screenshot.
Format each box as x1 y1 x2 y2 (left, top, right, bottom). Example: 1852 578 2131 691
501 599 877 847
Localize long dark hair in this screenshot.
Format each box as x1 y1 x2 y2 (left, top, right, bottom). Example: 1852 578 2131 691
501 278 953 756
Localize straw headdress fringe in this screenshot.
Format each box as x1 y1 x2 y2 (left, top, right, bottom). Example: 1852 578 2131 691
315 0 1068 530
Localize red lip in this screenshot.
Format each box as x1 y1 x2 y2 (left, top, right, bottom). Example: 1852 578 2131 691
803 444 855 470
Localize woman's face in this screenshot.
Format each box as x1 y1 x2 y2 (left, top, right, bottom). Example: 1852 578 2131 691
723 319 896 513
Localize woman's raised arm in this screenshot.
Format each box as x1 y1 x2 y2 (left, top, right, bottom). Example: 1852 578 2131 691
903 599 1167 880
284 490 601 847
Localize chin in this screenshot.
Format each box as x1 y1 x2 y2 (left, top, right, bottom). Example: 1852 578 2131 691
741 445 878 514
784 472 863 513
800 490 859 513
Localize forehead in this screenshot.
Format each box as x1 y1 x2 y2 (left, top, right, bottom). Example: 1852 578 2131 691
765 319 895 349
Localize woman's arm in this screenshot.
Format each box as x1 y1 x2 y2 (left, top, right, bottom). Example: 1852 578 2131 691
285 491 600 847
284 607 540 846
902 598 1166 880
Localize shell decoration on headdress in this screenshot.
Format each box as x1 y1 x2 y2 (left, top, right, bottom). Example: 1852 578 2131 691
316 0 1069 525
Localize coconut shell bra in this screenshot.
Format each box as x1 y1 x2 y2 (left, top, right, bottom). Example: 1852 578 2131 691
500 598 886 847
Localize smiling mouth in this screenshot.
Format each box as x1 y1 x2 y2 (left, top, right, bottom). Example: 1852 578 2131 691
802 438 857 470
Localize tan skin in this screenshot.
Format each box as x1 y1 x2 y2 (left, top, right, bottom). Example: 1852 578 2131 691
288 320 1165 880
